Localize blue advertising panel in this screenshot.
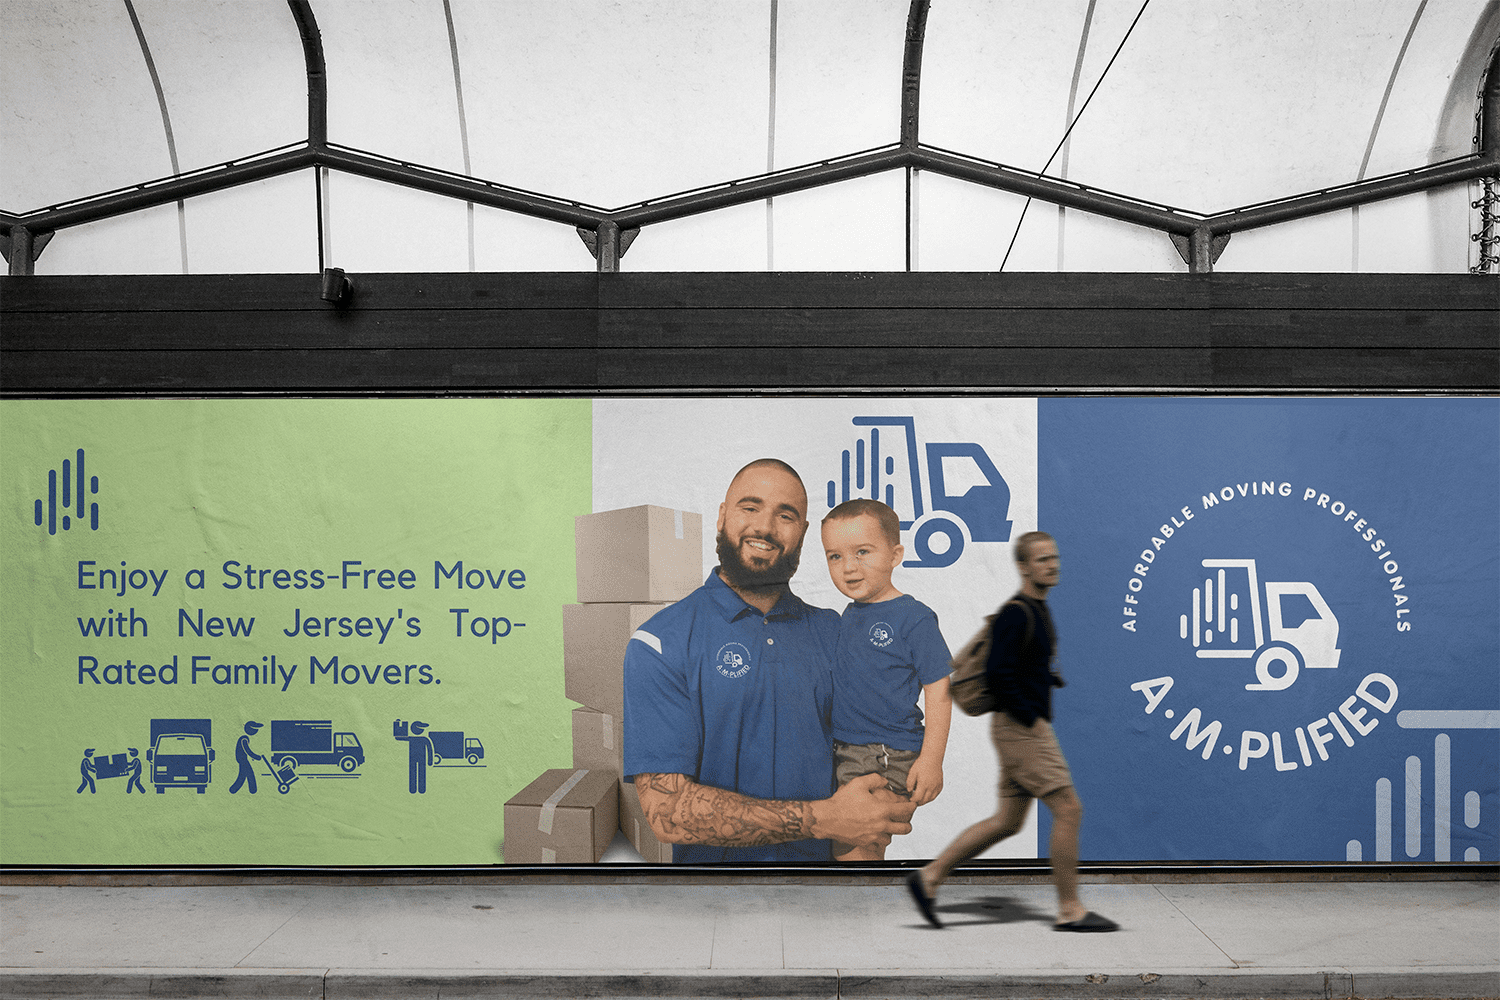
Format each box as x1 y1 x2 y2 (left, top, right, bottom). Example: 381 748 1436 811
1041 398 1499 861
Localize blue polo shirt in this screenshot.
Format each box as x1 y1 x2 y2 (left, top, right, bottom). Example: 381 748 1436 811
832 595 952 751
623 571 840 863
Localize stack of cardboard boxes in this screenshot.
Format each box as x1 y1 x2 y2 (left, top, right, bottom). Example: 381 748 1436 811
502 504 702 864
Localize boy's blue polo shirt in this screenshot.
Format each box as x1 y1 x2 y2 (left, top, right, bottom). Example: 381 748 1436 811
623 571 839 863
832 594 952 751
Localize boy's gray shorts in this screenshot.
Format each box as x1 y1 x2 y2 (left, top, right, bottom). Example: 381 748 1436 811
834 739 920 797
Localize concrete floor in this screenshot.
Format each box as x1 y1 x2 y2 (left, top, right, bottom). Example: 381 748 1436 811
2 875 1496 998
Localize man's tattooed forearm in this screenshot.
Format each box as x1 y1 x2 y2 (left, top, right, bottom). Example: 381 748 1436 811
636 773 812 847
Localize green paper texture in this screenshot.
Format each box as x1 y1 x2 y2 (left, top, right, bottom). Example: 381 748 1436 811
0 399 590 865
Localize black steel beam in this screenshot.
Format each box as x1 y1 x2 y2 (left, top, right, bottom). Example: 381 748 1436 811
316 146 605 229
1205 154 1500 236
611 147 909 229
3 147 316 234
911 146 1201 235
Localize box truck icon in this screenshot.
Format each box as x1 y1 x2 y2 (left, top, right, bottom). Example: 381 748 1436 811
269 720 365 773
826 416 1013 568
146 718 214 793
430 731 484 766
1181 558 1342 691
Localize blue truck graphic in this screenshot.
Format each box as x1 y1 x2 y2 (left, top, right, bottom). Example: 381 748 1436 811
828 416 1013 567
430 730 484 765
147 719 214 793
269 720 365 773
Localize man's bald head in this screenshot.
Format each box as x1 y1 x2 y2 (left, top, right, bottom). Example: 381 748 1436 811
716 458 810 590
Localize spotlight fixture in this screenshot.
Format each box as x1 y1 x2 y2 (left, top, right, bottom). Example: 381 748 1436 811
320 267 353 306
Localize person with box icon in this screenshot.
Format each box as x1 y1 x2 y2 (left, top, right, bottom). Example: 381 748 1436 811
125 748 145 794
624 459 916 863
821 499 953 862
76 749 97 794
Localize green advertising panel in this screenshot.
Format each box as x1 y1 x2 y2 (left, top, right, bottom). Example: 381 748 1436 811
1 400 591 865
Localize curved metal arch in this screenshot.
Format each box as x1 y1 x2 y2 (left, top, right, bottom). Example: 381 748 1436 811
901 0 930 150
288 0 328 149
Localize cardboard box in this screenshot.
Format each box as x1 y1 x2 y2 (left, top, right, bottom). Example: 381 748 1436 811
572 707 624 775
575 505 702 604
503 768 620 864
563 602 667 717
92 752 130 780
620 780 674 864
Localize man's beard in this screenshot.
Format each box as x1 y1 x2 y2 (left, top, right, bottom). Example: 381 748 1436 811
716 528 802 590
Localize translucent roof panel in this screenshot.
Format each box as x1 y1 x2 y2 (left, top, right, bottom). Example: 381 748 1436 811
1 0 306 211
923 0 1492 211
2 0 1494 275
316 0 902 210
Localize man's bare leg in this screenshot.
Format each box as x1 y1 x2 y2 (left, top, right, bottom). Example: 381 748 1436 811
919 794 1032 898
1042 786 1086 924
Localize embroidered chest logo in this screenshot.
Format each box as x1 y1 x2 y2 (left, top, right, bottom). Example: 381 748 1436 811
868 622 895 648
714 642 753 679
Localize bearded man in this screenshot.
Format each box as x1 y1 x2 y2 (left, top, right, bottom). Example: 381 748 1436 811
624 458 916 863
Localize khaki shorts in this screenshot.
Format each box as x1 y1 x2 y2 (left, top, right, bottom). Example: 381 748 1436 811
992 713 1074 800
834 739 920 797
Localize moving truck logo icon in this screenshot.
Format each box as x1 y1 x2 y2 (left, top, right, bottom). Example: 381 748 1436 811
1182 558 1342 692
826 416 1012 568
715 642 752 679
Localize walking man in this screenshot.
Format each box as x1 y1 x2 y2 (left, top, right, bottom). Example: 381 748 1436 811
907 531 1118 932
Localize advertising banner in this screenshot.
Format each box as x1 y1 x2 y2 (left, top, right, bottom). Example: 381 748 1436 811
1 400 591 865
1042 399 1499 863
1 397 1494 866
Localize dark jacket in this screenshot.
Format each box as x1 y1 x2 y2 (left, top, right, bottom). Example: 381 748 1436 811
983 593 1059 727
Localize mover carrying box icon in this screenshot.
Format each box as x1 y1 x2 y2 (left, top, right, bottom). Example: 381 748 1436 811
1183 559 1341 692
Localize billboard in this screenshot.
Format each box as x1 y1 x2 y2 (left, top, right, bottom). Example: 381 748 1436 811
1 397 1494 865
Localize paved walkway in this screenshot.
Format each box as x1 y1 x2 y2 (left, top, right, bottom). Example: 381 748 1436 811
2 874 1496 998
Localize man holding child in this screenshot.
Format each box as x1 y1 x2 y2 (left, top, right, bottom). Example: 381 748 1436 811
623 458 918 863
623 457 1111 933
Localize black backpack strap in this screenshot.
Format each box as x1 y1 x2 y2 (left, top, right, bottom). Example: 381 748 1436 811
1001 596 1036 654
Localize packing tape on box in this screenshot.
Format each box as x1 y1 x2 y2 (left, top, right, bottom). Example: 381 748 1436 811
541 848 556 863
538 768 589 835
600 713 614 750
674 509 684 539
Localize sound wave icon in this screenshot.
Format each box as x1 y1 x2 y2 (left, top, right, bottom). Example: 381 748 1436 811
1346 710 1499 862
33 448 99 535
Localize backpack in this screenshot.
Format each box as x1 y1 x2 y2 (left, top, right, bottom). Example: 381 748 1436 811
948 598 1035 717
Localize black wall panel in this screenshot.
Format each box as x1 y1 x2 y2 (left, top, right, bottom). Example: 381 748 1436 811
2 273 1495 394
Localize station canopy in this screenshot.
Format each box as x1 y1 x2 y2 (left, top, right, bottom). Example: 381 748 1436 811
3 0 1497 274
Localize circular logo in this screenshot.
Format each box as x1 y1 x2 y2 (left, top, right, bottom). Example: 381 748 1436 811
868 622 895 648
714 642 753 679
1120 481 1405 778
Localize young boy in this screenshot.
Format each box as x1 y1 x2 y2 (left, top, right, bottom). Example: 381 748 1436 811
822 498 953 861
